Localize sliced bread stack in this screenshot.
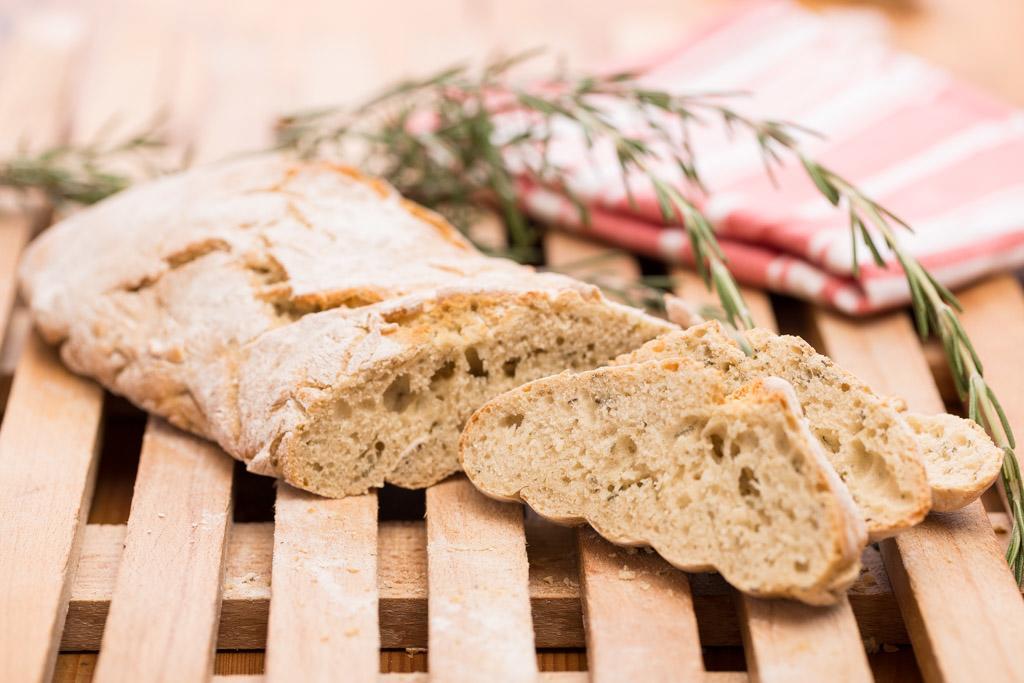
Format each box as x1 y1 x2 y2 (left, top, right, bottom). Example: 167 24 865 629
615 322 1005 535
460 321 1005 603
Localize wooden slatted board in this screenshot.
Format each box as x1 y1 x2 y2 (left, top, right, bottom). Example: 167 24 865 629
0 2 1023 683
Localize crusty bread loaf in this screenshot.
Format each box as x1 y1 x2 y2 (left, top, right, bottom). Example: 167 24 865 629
904 412 1005 511
615 322 932 539
460 362 867 604
18 155 672 497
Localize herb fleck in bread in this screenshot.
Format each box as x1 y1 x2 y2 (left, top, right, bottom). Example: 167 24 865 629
615 322 928 538
460 362 867 605
18 155 672 497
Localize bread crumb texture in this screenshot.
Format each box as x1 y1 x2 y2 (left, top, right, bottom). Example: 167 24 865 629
460 363 868 604
613 321 1001 538
614 323 928 539
18 155 672 496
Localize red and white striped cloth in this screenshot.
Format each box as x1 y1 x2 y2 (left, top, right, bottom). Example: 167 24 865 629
516 0 1024 314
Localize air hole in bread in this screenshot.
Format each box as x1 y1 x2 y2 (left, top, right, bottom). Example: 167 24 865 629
672 415 707 440
502 357 520 378
817 428 841 454
464 347 488 377
847 438 877 478
430 361 456 390
383 374 415 413
501 413 524 429
709 432 725 462
611 434 637 458
738 466 760 497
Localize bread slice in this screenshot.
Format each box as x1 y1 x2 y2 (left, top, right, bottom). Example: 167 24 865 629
615 321 931 539
18 155 672 497
460 361 867 604
904 412 1004 511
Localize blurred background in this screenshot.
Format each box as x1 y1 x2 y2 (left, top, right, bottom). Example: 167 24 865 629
1 0 1023 162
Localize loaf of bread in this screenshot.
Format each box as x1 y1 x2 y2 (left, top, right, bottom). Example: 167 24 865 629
18 156 672 497
617 321 1005 534
460 362 868 604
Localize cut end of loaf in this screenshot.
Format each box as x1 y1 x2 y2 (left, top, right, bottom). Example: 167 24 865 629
277 290 672 497
905 412 1005 511
460 360 867 605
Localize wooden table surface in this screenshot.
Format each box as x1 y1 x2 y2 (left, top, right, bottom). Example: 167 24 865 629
0 0 1021 681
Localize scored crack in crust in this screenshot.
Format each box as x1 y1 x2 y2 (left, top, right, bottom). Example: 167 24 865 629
19 154 673 497
460 362 868 605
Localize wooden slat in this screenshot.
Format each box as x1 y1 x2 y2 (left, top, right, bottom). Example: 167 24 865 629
62 512 1013 650
544 232 705 681
0 335 104 682
577 530 703 682
63 6 239 681
671 268 871 683
811 304 1024 682
738 598 869 683
958 274 1024 484
264 486 380 682
426 476 538 682
0 10 95 682
92 420 233 683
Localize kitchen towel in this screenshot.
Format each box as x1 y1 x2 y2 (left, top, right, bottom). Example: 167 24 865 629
517 0 1024 314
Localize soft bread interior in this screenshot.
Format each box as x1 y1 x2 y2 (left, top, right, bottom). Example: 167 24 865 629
904 412 1005 511
279 293 670 497
460 361 867 605
616 322 932 539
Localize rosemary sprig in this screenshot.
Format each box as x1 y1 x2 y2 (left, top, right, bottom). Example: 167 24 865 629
275 54 756 330
0 121 166 206
802 161 1024 581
